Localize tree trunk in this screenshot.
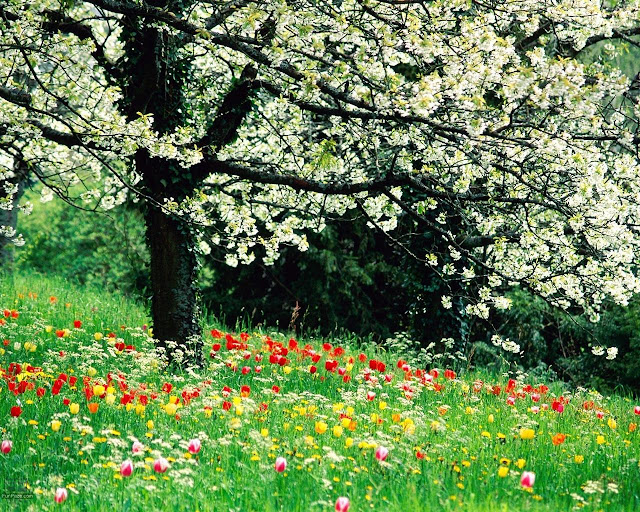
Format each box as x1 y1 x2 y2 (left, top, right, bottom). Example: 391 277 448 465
0 160 28 271
144 201 202 365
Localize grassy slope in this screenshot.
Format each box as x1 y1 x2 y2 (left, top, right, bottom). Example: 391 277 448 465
0 273 638 511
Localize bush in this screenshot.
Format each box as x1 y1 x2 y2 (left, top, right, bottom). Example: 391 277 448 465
16 191 148 297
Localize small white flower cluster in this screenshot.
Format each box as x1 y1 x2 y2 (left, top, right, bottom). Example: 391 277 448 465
591 346 618 360
491 334 521 354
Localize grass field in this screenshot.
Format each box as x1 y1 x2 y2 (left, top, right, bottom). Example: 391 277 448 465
0 273 638 511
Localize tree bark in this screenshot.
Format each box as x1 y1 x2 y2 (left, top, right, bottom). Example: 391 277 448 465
135 147 202 365
144 194 202 365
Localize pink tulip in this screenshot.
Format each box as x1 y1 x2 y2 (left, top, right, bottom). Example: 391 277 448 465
596 410 604 419
506 396 516 406
634 405 640 415
555 403 564 413
120 459 133 477
274 456 287 473
375 446 389 462
335 497 350 512
55 487 68 503
132 441 144 454
188 438 201 454
366 391 376 401
1 440 12 454
531 406 540 414
520 471 535 488
531 393 540 402
153 457 169 473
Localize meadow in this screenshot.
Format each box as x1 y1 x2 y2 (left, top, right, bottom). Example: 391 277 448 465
0 274 638 511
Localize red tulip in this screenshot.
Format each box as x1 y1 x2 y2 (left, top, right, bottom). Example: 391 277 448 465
375 446 389 462
520 471 535 488
55 487 68 503
188 439 201 454
274 457 287 473
366 391 376 401
153 457 169 473
73 320 82 329
120 459 133 477
1 440 12 454
634 406 640 415
10 406 21 417
335 497 350 512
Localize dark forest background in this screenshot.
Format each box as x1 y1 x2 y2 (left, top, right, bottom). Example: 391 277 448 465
14 190 640 395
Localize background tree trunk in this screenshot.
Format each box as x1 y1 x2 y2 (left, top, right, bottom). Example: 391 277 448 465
0 159 28 271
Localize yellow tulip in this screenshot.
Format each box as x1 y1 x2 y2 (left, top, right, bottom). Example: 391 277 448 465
519 428 535 440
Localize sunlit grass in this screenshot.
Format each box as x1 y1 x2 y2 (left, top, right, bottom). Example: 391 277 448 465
0 273 638 511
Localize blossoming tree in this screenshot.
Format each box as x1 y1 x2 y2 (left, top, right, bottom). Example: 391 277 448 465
2 0 640 363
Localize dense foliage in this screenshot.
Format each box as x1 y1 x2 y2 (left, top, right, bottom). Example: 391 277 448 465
6 0 640 361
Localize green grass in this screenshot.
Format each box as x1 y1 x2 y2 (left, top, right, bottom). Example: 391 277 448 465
0 273 639 511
